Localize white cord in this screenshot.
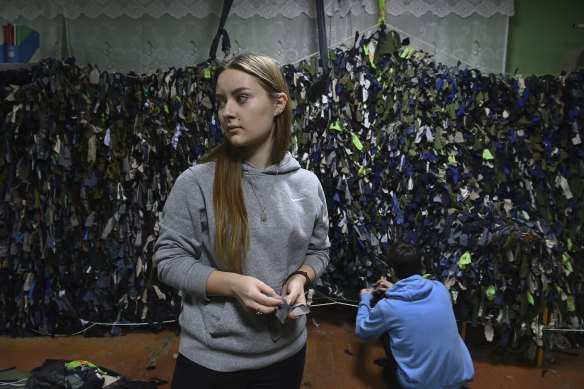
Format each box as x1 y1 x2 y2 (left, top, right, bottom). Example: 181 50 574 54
0 378 27 387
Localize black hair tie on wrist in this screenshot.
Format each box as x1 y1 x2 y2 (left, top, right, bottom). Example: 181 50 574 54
285 270 311 288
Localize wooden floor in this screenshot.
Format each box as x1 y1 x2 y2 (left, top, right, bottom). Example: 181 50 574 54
1 305 583 388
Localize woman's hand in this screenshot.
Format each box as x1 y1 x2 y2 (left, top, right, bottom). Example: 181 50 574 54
281 275 307 319
207 271 283 315
233 275 283 315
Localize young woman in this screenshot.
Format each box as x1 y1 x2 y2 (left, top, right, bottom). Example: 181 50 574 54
154 52 330 389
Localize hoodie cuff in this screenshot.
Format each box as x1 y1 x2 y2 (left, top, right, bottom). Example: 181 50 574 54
359 293 374 306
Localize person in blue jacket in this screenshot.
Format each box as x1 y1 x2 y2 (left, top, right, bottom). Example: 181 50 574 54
355 243 474 389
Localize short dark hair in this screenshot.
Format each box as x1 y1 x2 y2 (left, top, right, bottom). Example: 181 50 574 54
385 243 422 279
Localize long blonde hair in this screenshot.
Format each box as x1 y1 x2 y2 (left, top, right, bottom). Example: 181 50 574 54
202 53 292 273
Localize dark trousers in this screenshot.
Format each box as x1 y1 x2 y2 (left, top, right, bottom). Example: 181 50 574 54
171 345 306 389
380 333 404 389
380 334 470 389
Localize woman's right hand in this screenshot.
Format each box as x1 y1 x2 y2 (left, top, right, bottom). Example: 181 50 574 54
206 270 283 315
229 274 283 315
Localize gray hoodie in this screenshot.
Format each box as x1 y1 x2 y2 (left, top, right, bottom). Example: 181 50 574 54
154 152 330 372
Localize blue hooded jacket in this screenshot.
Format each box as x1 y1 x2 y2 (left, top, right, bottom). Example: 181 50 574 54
356 275 474 389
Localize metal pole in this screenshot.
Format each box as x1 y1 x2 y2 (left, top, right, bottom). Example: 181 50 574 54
315 0 329 72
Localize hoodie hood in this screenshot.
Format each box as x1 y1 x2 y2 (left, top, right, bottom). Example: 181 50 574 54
242 152 300 175
385 275 433 302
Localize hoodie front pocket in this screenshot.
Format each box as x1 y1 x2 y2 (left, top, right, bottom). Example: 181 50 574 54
202 298 227 335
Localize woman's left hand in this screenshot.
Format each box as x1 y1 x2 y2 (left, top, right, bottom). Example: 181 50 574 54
281 276 306 319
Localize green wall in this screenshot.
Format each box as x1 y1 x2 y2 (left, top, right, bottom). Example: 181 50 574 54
506 0 584 75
